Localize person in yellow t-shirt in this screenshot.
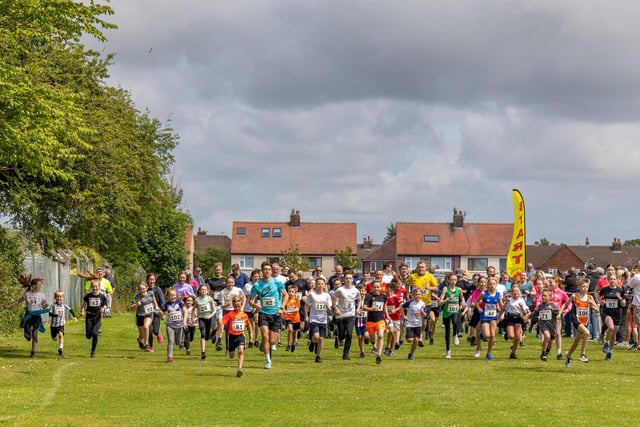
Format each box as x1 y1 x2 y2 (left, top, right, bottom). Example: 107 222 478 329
406 262 439 345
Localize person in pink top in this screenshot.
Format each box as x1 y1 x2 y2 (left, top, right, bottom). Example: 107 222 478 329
466 276 487 348
549 276 569 360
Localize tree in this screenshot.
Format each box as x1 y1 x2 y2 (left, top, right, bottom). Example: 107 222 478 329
0 228 25 335
623 239 640 247
279 247 308 274
334 246 360 272
383 222 396 243
538 238 551 246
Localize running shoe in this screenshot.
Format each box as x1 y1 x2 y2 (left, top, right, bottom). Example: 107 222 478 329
445 350 451 359
602 342 610 353
556 353 563 360
454 336 460 346
201 352 206 360
166 356 173 363
157 335 164 344
418 339 425 348
509 352 517 359
408 353 415 361
264 361 272 369
360 352 365 358
540 351 547 361
605 352 612 361
285 345 291 352
579 354 589 362
486 353 493 361
90 352 95 358
375 355 382 364
291 343 296 353
565 356 571 368
315 355 322 363
237 368 244 377
58 348 63 356
474 350 481 358
137 337 144 350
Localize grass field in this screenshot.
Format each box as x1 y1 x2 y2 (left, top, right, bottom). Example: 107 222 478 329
0 313 637 426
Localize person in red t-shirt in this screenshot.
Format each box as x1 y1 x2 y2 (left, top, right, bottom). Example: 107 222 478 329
222 296 253 377
384 281 402 356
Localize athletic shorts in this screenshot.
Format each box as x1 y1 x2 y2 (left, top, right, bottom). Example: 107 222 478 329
633 306 640 327
405 326 422 339
355 325 367 336
50 325 64 339
366 320 386 337
228 333 246 352
309 322 327 338
285 320 300 330
136 315 152 327
258 312 282 332
198 318 213 340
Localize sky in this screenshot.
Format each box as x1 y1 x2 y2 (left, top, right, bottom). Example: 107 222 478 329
88 0 640 246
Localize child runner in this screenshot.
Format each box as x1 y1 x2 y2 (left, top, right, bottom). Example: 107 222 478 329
183 295 197 356
332 271 360 360
163 288 187 363
532 289 561 361
131 281 161 352
221 275 245 356
600 274 626 361
439 273 467 359
383 282 400 356
403 288 427 360
474 277 504 360
48 290 78 356
196 283 216 360
284 286 301 352
355 284 368 358
81 279 107 358
222 295 253 377
502 283 529 359
467 276 487 347
563 277 599 366
4 275 49 358
243 269 260 349
146 273 165 351
363 280 391 364
306 277 333 363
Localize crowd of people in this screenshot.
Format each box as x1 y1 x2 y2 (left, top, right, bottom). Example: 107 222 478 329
5 259 640 376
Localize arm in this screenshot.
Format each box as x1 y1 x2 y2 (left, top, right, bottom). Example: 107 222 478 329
4 294 25 309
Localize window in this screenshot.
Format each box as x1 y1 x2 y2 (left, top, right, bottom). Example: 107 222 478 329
404 257 420 270
261 228 270 238
236 227 246 235
499 258 506 273
239 256 254 269
267 257 280 265
272 227 282 238
369 261 383 272
467 258 488 271
307 257 322 269
430 257 452 271
424 235 440 242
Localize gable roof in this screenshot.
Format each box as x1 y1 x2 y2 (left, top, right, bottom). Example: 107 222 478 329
527 244 640 270
395 222 513 256
362 236 397 261
194 234 231 253
231 221 357 255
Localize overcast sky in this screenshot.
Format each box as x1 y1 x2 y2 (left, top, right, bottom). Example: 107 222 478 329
90 0 640 246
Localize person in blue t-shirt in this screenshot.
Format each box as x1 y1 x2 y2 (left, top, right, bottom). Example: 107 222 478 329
250 262 288 369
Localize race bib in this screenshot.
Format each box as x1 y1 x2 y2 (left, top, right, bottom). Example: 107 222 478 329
168 311 182 322
143 304 154 315
315 303 326 311
345 299 354 310
263 297 276 307
358 310 367 319
198 303 210 313
89 297 100 307
373 301 384 311
448 304 459 313
485 304 497 318
232 320 245 332
286 306 297 314
296 292 302 300
432 300 439 308
213 291 221 301
540 310 552 321
27 296 38 306
577 308 589 318
605 299 618 309
56 307 65 317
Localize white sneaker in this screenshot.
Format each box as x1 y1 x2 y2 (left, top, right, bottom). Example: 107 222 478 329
616 341 629 348
445 350 451 359
454 336 460 346
474 350 481 358
579 354 589 362
271 344 276 351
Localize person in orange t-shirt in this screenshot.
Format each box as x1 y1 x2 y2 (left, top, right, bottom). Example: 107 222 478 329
222 296 253 377
284 286 301 352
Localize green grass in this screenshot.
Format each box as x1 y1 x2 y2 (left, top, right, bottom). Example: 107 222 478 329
0 314 636 426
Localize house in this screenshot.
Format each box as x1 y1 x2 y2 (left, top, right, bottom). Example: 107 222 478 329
526 237 640 274
230 210 357 275
363 209 513 277
194 228 232 254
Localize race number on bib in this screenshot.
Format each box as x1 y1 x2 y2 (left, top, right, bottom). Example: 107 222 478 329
263 297 276 307
89 298 100 307
373 301 384 311
315 303 326 311
485 304 497 318
605 299 619 309
448 304 459 313
577 308 589 318
168 311 182 322
540 310 552 321
232 320 245 332
143 304 154 314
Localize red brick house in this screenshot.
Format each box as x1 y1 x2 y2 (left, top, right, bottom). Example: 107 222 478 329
363 209 513 276
231 210 357 275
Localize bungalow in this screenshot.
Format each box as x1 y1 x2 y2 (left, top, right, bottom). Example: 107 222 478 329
230 210 357 275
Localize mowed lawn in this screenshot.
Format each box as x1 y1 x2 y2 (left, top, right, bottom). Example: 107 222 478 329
0 313 637 427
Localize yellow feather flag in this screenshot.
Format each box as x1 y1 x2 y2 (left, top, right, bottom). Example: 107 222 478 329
506 189 526 278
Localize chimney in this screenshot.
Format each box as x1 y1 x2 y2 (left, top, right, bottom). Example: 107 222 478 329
290 209 301 227
363 235 372 249
197 227 207 235
612 237 622 253
453 208 464 228
585 237 590 247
